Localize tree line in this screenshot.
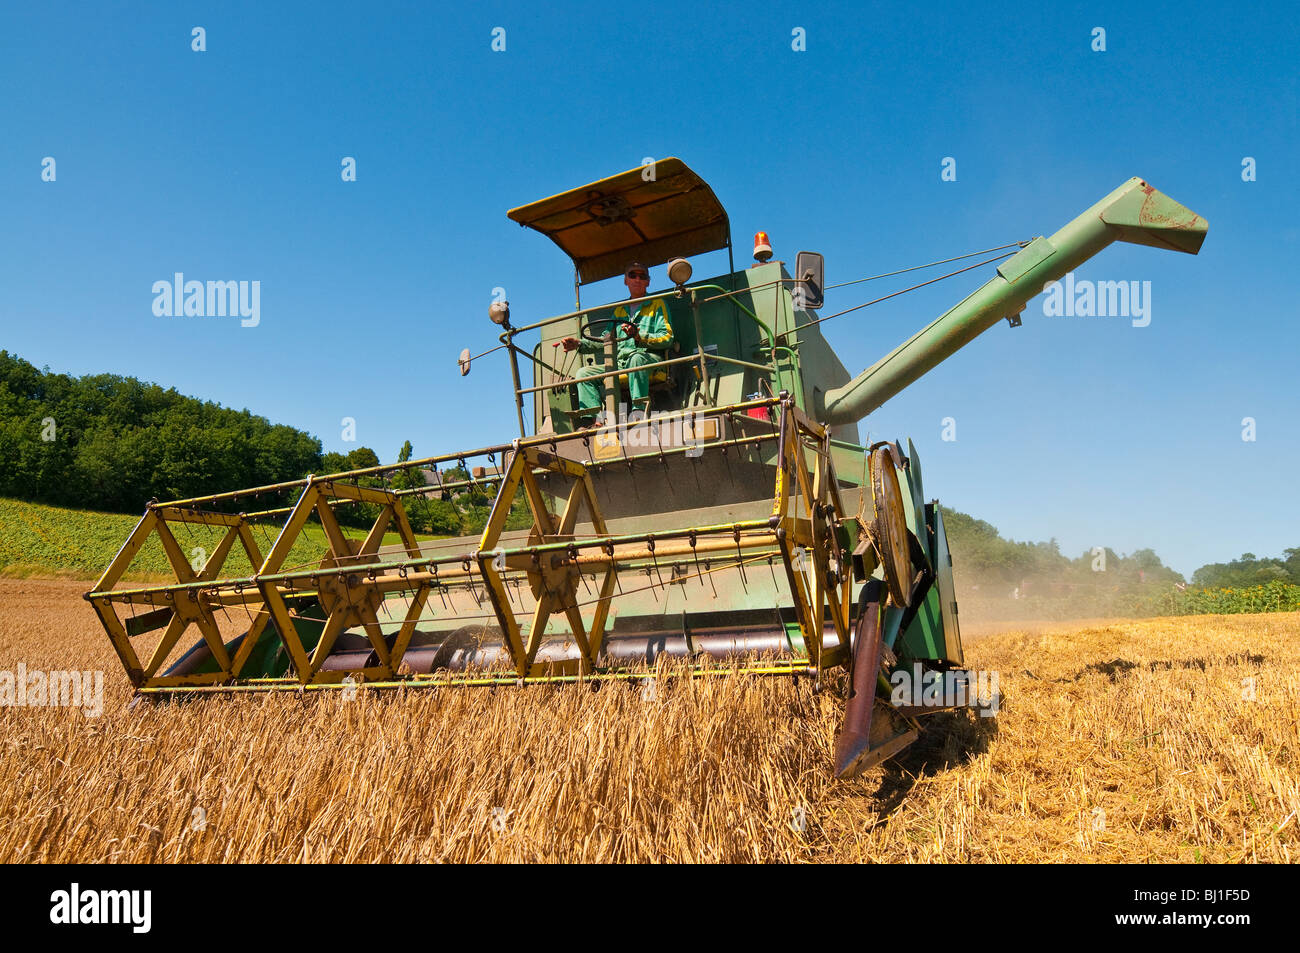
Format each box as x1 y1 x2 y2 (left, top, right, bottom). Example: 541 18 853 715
0 351 320 512
1190 551 1300 589
0 351 516 536
941 509 1297 592
941 509 1184 590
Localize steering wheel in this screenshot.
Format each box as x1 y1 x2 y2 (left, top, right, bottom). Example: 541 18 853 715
579 316 637 344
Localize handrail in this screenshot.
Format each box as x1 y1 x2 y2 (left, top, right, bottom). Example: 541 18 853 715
515 351 777 397
516 352 701 397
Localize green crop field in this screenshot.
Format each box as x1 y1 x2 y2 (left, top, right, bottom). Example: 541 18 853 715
1137 580 1300 615
0 497 426 582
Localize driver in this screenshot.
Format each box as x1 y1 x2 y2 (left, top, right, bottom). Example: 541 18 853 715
562 261 674 415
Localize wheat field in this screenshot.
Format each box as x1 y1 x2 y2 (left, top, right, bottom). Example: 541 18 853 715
0 577 1296 863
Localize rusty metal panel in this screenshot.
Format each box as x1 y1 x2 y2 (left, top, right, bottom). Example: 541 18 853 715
507 158 730 284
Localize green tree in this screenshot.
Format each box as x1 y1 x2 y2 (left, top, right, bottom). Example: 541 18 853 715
0 350 326 512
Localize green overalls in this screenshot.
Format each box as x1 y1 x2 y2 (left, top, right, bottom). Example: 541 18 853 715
575 298 674 410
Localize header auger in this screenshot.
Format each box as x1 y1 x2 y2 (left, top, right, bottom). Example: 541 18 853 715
88 160 1207 778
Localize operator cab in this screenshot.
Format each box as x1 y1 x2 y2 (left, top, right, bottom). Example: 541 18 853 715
476 158 860 455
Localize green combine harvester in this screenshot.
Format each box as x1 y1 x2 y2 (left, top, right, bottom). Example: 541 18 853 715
87 160 1207 777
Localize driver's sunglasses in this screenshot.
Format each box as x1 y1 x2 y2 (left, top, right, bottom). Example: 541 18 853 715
626 272 649 281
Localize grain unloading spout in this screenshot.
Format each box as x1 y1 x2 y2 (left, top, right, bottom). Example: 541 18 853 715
816 179 1208 425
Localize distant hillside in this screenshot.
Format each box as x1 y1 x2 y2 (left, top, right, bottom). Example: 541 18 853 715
941 509 1183 587
941 510 1298 620
1191 550 1300 588
0 353 525 538
938 508 1184 620
0 351 320 512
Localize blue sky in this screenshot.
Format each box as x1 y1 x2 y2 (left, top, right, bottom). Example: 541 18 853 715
1 1 1295 576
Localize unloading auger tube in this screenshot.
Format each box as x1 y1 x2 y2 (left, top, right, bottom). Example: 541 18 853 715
818 178 1208 425
84 173 1207 780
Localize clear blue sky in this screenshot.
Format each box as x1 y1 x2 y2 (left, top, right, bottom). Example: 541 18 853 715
2 1 1295 577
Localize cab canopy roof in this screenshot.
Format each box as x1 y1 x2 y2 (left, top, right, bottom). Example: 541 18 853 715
507 158 731 285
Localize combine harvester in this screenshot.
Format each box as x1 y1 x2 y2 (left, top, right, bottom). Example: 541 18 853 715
87 161 1207 777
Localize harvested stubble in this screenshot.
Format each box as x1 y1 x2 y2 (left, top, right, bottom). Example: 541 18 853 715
0 578 1296 863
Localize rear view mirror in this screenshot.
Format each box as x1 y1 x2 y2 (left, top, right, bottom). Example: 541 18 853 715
794 251 824 311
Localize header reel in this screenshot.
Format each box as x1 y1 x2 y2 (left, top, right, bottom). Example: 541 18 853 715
86 395 975 778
